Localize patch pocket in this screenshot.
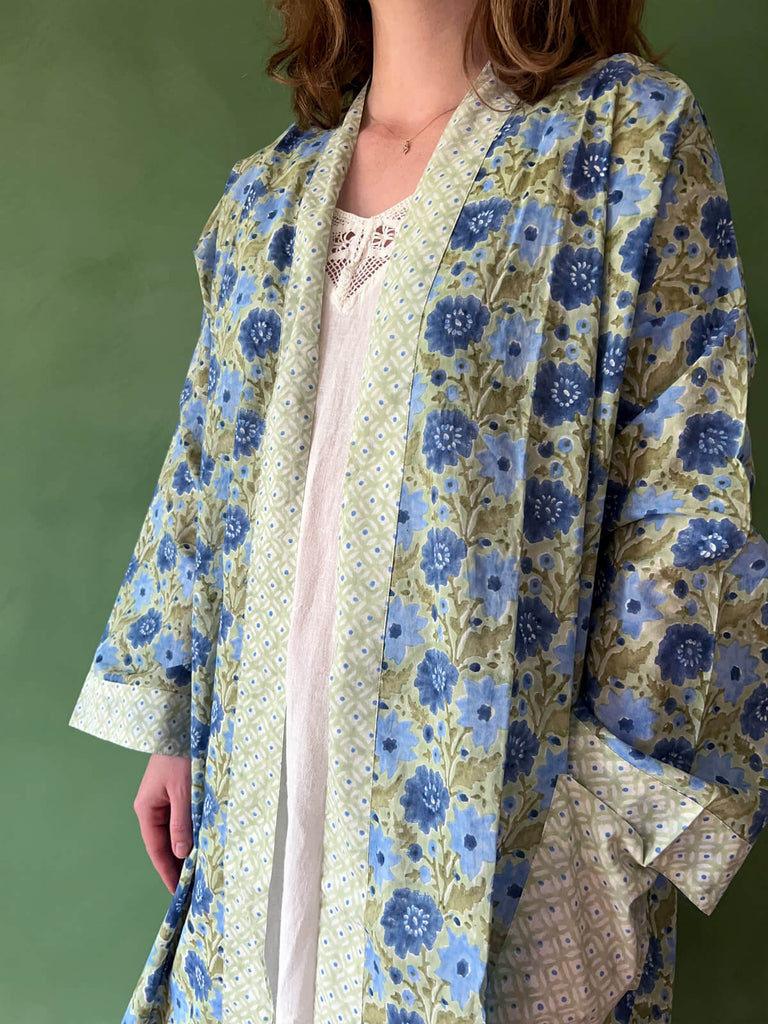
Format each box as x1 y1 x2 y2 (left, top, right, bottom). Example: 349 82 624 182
487 772 658 1024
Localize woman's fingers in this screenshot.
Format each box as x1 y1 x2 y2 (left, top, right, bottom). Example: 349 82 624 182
134 754 193 894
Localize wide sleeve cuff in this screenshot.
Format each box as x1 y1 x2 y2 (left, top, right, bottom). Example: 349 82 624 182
68 669 191 758
566 707 753 915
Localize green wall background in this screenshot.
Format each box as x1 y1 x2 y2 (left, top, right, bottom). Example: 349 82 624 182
2 1 766 1021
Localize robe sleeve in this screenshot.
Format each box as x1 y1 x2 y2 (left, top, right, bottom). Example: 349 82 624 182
567 90 768 917
68 166 236 758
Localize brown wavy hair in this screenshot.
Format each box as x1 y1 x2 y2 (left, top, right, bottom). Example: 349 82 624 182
264 0 673 131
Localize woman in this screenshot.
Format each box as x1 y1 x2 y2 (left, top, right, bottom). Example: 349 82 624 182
69 1 768 1022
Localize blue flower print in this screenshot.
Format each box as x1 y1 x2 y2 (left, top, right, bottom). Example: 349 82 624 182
629 75 684 122
486 310 544 380
532 360 593 426
652 735 696 774
222 504 250 554
190 712 209 759
456 675 511 753
701 195 737 259
595 686 660 743
156 532 177 574
183 950 212 1001
685 307 740 365
395 484 428 551
375 710 419 780
713 639 760 705
563 139 611 199
693 748 749 792
465 548 519 620
503 719 540 783
450 197 511 250
369 822 401 889
521 114 577 157
267 223 295 271
400 765 450 833
515 595 560 661
741 683 768 741
381 887 443 957
728 537 768 593
595 331 628 394
605 164 652 230
578 58 639 100
420 526 466 590
230 165 268 221
448 805 496 880
200 785 220 831
131 569 155 612
676 410 742 473
365 931 387 1001
618 217 655 278
233 408 266 459
195 539 214 581
655 622 716 686
414 649 459 713
671 517 746 570
491 857 530 927
128 609 162 649
190 869 214 917
506 199 564 266
238 307 281 362
386 1006 425 1024
535 743 569 807
549 245 604 310
523 477 581 543
190 626 212 672
171 460 195 495
435 928 484 1009
422 409 479 474
475 433 526 499
168 971 189 1021
424 295 491 357
383 595 428 665
636 385 686 439
215 365 244 423
611 569 667 640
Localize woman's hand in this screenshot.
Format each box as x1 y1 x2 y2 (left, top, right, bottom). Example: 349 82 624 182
133 753 193 894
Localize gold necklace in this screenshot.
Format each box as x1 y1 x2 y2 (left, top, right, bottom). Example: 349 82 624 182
364 101 459 154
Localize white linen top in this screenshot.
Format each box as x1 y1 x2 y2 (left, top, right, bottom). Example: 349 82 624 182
264 193 412 1024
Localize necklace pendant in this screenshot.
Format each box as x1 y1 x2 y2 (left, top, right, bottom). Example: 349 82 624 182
402 140 410 154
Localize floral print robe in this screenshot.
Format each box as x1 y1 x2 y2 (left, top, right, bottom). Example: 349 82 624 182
68 51 768 1024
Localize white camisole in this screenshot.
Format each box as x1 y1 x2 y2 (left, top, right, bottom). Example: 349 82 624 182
264 193 412 1024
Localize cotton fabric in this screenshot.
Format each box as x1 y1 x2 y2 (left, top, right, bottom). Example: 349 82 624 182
68 52 768 1024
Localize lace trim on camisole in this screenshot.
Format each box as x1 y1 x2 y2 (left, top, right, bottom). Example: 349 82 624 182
325 195 412 310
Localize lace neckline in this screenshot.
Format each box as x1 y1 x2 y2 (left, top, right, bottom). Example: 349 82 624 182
332 193 413 224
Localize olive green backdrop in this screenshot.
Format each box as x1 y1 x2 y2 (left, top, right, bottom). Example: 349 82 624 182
2 1 766 1021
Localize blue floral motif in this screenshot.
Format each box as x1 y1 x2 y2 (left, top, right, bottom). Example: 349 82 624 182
676 411 742 473
523 477 581 543
515 595 560 661
655 623 716 686
503 719 540 783
420 526 467 590
475 432 527 498
456 675 511 753
267 223 295 271
685 307 740 365
381 888 443 957
532 360 593 425
595 686 660 743
183 950 212 1001
612 569 667 639
414 649 459 713
491 857 531 927
595 331 628 394
233 408 265 458
383 596 429 665
375 710 419 780
369 822 401 889
448 805 497 880
222 504 250 554
396 484 429 551
386 1006 425 1024
549 245 604 310
400 765 450 833
422 409 479 473
671 517 746 569
563 139 612 199
741 683 768 741
450 197 512 250
238 307 281 361
713 640 760 705
701 195 737 259
465 548 519 620
507 199 564 266
578 58 639 100
424 295 491 356
486 310 544 380
128 609 162 649
434 928 485 1008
